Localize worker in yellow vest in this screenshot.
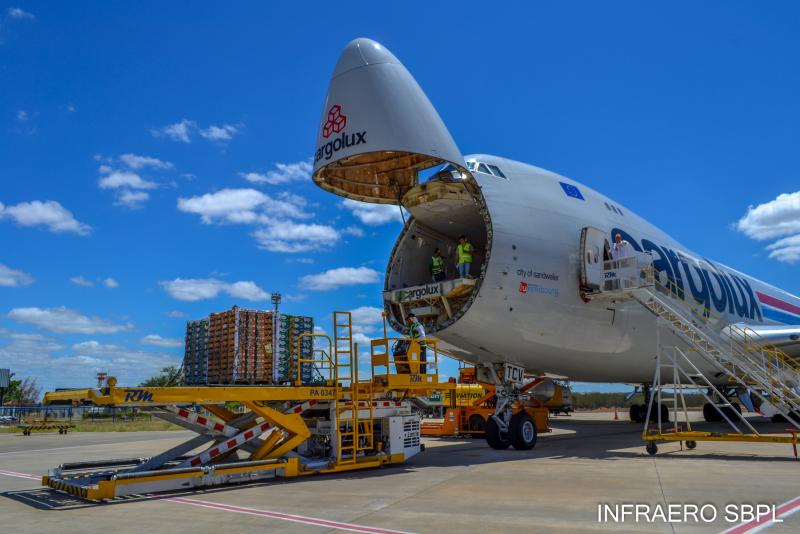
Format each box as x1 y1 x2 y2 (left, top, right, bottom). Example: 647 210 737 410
406 313 428 374
430 248 445 282
456 235 475 279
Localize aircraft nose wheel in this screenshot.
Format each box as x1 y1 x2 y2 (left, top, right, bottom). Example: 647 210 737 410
510 412 537 450
485 416 511 449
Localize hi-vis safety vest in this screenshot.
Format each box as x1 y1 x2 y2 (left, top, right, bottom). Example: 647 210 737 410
410 322 428 347
457 243 473 264
431 255 444 274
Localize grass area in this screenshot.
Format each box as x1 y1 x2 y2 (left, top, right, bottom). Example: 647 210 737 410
0 419 183 433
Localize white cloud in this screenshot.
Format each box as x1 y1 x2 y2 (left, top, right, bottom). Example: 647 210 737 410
119 153 174 170
766 234 800 264
141 334 183 348
252 220 339 253
8 306 133 334
0 263 34 287
199 124 239 141
0 200 91 235
343 225 364 237
70 275 94 287
166 310 187 318
342 199 404 225
115 190 149 208
16 110 28 121
152 119 194 143
736 191 800 240
735 191 800 264
160 278 269 302
103 277 119 288
300 267 381 291
177 188 309 223
349 306 384 335
98 170 158 190
240 161 313 185
7 8 34 20
66 341 179 387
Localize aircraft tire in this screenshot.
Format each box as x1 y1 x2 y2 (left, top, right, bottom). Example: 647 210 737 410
485 416 511 450
629 404 642 423
702 403 720 422
510 412 537 450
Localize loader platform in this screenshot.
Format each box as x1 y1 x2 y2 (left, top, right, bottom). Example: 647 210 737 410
41 311 455 501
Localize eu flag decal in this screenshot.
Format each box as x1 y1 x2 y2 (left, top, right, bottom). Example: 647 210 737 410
559 181 585 200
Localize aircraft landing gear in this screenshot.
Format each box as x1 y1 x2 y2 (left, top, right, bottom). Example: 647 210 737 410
629 385 670 423
479 363 540 451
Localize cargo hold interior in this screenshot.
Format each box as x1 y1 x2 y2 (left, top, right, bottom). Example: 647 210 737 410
384 168 492 334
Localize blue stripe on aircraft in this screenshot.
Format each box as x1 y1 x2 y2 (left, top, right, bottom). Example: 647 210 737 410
760 306 800 325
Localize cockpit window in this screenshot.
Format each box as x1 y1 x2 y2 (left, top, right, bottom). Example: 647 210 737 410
477 163 492 174
487 165 506 178
466 161 478 171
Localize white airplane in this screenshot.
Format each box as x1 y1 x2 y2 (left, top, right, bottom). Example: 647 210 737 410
312 38 800 449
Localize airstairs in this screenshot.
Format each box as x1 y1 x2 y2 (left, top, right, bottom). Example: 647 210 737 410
595 254 800 436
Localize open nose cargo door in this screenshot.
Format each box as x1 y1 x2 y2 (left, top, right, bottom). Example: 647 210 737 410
312 38 469 204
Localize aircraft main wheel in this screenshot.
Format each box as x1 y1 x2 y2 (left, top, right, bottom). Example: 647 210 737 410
659 403 670 422
510 412 537 450
686 440 697 449
646 442 658 456
485 416 511 450
629 404 642 423
702 403 720 422
468 414 485 434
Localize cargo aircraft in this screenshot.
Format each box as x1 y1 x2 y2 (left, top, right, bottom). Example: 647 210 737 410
312 38 800 449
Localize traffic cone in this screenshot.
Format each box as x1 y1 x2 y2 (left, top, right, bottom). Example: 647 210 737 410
614 406 619 421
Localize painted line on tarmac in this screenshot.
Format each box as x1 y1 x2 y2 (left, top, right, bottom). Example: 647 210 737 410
0 470 414 534
165 497 416 534
0 434 187 456
721 496 800 534
0 469 40 481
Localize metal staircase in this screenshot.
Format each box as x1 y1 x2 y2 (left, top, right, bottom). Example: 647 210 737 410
332 311 375 463
601 255 800 429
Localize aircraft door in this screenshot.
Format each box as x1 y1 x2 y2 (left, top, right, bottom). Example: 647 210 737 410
580 227 606 292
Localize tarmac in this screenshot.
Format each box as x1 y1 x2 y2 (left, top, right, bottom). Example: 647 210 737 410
1 412 798 533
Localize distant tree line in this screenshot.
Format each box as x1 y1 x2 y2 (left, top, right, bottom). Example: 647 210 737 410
572 391 707 410
1 373 42 404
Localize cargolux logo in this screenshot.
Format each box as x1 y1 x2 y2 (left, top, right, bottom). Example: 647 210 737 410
322 105 347 138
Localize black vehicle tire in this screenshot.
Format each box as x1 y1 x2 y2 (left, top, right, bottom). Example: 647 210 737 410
468 414 485 434
629 404 642 423
510 412 538 450
686 440 697 449
646 442 658 456
485 416 511 450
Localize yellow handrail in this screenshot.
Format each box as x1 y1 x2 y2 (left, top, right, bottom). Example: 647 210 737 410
644 269 800 389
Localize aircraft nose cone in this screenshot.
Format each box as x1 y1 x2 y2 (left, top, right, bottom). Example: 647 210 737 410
333 38 400 78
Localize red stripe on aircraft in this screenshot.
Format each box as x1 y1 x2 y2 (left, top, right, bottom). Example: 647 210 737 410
756 292 800 316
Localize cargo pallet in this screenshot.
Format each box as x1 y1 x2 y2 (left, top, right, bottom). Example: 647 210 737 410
41 311 455 500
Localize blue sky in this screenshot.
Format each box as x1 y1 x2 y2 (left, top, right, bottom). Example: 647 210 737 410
2 2 799 394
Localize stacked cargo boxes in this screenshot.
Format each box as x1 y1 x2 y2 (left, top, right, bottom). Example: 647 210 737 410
183 319 209 385
206 307 237 384
183 306 315 386
275 314 315 384
233 308 274 383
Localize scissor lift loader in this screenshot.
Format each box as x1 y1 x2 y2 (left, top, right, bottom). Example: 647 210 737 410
41 311 454 500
